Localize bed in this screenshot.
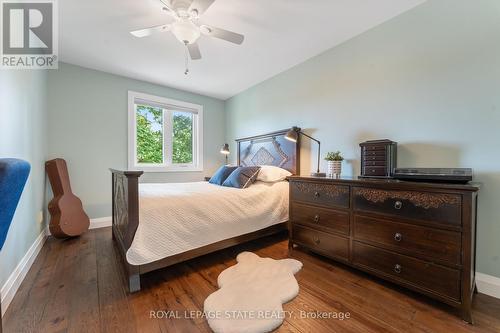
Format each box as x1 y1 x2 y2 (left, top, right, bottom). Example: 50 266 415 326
110 129 300 292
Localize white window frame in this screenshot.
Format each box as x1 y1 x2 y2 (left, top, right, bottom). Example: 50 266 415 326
128 91 204 172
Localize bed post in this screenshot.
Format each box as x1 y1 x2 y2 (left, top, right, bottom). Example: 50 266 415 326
110 169 143 292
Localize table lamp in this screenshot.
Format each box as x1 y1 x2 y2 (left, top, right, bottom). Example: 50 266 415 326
220 143 230 165
285 127 325 177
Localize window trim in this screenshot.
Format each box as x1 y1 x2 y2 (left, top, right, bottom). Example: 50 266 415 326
128 91 204 172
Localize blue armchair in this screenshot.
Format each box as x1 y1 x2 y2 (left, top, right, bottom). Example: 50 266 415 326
0 159 30 250
0 158 30 332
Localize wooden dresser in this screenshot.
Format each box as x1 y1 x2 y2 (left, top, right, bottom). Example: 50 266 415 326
288 176 479 323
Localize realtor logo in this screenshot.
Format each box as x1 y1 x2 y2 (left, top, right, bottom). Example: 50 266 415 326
1 0 58 69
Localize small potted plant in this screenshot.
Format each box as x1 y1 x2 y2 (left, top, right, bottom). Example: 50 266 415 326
325 151 344 177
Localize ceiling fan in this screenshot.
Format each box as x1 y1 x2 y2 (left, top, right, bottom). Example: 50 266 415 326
131 0 245 74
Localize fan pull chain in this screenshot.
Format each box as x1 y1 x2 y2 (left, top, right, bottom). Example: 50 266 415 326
184 44 190 75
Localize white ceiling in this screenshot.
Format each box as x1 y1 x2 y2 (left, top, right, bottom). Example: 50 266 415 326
60 0 425 100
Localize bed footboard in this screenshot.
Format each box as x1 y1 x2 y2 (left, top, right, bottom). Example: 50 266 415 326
110 169 143 292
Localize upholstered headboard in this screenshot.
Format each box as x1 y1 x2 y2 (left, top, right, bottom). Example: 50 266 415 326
236 129 300 175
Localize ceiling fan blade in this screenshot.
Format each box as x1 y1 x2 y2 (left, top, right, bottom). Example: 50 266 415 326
187 42 202 60
189 0 215 16
130 24 171 38
158 0 176 15
200 25 244 45
159 0 179 18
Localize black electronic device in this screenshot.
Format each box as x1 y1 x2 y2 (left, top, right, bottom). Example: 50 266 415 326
393 168 473 183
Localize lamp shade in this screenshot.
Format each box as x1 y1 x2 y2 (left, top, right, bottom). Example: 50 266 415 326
284 127 299 143
220 143 230 155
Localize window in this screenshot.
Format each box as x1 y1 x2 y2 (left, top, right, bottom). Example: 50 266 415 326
128 91 203 172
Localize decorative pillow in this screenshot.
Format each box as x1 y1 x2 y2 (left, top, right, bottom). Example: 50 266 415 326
222 166 261 189
257 165 292 183
209 165 238 185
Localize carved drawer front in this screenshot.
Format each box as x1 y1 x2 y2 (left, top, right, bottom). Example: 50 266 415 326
291 203 349 236
353 215 462 265
353 242 461 301
292 225 349 261
353 187 462 226
290 181 350 209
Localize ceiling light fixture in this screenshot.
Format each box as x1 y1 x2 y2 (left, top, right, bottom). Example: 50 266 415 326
130 0 245 75
171 19 200 45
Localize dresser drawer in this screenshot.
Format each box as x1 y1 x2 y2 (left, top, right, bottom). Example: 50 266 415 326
363 167 387 177
353 242 461 300
353 187 462 226
290 181 350 209
353 215 461 265
363 155 387 162
363 146 386 151
292 225 349 261
363 150 387 157
363 160 386 167
291 203 349 236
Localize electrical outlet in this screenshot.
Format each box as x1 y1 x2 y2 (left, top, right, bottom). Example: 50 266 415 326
37 211 44 224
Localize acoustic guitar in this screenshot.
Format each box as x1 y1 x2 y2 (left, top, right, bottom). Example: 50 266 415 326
46 158 90 238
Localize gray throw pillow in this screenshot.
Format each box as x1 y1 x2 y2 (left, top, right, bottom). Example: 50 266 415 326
222 166 261 189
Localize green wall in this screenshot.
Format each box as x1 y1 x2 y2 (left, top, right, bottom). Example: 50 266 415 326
0 70 48 289
48 63 226 218
225 0 500 277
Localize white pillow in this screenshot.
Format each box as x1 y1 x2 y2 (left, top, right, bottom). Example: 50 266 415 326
256 165 292 183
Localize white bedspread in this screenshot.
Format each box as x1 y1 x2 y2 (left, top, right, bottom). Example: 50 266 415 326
126 181 289 266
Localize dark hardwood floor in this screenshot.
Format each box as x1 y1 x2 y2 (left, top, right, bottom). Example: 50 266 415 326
4 227 500 333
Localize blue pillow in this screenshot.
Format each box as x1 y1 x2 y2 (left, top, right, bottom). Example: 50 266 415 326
209 165 238 185
222 166 261 189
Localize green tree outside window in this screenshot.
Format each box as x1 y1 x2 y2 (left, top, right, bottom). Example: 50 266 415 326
173 112 193 164
136 105 163 164
136 105 194 165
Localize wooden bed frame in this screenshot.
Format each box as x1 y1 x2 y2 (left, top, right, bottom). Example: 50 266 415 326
110 128 300 292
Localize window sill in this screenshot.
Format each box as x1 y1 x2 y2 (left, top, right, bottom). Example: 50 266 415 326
128 166 204 173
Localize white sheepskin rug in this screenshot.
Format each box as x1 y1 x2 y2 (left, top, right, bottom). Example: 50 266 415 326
204 252 302 333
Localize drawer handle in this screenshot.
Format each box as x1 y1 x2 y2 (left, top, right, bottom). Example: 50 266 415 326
394 201 403 210
313 236 320 245
313 214 320 223
394 264 402 274
314 191 320 198
394 233 402 242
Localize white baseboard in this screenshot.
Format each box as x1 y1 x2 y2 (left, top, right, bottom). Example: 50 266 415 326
89 216 112 229
1 228 48 316
1 216 111 316
476 272 500 299
45 216 112 236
